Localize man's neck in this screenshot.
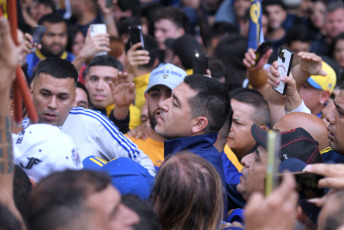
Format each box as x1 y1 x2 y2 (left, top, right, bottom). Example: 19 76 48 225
266 27 285 41
149 130 165 142
77 11 97 26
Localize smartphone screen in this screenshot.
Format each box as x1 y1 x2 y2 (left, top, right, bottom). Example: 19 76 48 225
31 25 46 52
193 51 208 75
278 172 324 200
272 46 294 95
129 25 144 50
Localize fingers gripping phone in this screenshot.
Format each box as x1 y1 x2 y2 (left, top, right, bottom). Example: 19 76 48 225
273 46 294 95
31 25 46 52
193 50 208 75
90 24 107 56
129 25 144 50
252 41 272 67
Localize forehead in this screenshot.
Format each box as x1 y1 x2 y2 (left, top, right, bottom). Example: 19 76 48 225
231 99 255 116
87 66 119 77
173 82 197 100
43 22 67 31
34 73 75 92
155 19 179 30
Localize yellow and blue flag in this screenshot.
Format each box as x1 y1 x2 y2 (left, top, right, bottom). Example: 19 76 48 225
247 0 264 49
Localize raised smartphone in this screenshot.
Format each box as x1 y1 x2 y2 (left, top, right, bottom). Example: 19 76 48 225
129 25 144 50
272 46 294 95
90 24 107 56
193 50 208 75
31 25 46 52
280 172 324 200
252 41 272 67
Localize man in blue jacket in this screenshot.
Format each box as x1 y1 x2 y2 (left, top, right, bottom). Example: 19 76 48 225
155 74 231 186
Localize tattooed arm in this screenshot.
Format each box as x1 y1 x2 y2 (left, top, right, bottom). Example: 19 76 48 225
0 18 27 230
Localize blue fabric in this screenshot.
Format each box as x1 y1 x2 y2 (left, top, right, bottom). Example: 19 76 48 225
221 152 242 185
227 183 246 210
25 52 75 79
227 208 245 225
215 0 235 24
247 0 263 50
322 150 344 163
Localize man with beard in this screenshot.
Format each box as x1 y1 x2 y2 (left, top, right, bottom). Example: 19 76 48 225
126 63 187 169
26 13 74 78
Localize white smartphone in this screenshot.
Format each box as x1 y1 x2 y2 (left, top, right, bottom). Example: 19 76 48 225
272 47 294 95
89 24 107 56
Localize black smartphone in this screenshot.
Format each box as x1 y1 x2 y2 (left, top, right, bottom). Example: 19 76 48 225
272 46 294 95
31 25 46 52
193 50 208 75
129 25 144 50
278 172 324 200
252 41 272 67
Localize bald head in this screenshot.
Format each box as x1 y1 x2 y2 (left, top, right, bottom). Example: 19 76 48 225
273 112 329 151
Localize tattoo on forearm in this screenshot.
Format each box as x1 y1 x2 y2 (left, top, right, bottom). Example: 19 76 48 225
0 116 13 174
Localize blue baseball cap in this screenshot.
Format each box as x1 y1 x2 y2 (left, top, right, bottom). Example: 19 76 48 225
83 156 154 200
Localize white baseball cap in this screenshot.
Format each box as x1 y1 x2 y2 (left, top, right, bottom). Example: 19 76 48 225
13 124 82 182
145 63 187 93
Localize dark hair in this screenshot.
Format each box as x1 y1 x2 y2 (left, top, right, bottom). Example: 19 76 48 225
33 57 78 85
76 82 90 107
38 13 65 25
214 34 247 88
210 22 239 39
66 26 84 54
208 57 225 81
326 1 344 14
184 75 230 134
229 88 270 126
13 166 32 226
329 32 344 59
154 6 189 32
285 25 312 46
151 151 223 230
83 55 124 78
0 203 22 230
262 0 286 10
122 195 162 230
34 0 56 11
117 17 142 37
28 170 111 230
140 35 159 69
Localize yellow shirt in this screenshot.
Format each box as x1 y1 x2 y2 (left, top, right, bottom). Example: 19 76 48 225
133 72 150 111
106 104 141 130
224 145 243 172
126 136 164 168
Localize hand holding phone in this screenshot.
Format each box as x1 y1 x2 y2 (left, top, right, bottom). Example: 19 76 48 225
31 25 46 52
90 24 108 56
129 25 144 50
251 41 272 68
272 46 294 95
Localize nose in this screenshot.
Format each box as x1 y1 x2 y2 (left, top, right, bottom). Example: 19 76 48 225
325 106 336 126
47 96 57 110
241 153 253 168
158 97 169 112
120 204 140 227
96 79 105 90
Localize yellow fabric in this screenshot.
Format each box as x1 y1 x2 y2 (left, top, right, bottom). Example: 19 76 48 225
224 145 244 172
133 72 150 111
186 68 193 75
105 104 141 130
126 136 164 168
320 146 332 154
35 49 68 60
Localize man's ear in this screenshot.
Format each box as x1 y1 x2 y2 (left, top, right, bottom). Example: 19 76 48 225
176 28 185 37
29 81 34 96
260 125 269 132
191 116 208 134
319 90 331 104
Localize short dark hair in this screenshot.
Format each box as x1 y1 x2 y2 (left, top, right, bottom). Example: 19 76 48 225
329 32 344 58
32 57 78 85
14 166 32 226
262 0 286 10
326 1 344 14
66 26 84 54
184 75 230 134
154 7 189 32
83 55 124 78
34 0 56 11
38 13 65 25
28 170 111 230
209 22 239 39
285 25 312 46
122 195 162 230
76 82 90 107
229 88 270 126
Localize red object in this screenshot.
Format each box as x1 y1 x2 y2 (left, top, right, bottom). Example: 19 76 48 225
7 0 38 123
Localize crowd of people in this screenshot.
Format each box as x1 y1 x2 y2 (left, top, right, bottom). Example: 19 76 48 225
1 0 344 229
